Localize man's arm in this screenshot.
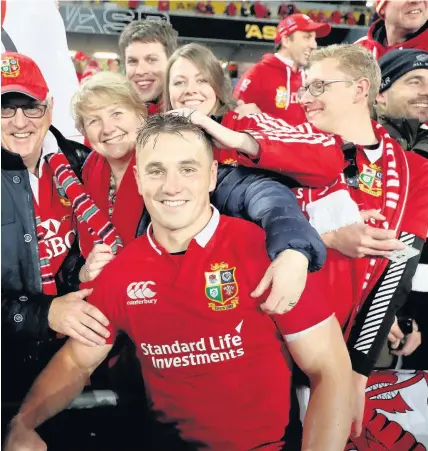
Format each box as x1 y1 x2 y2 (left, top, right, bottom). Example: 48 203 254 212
239 121 345 187
5 339 112 450
209 114 346 187
213 165 326 270
170 108 345 187
287 316 353 451
213 165 326 314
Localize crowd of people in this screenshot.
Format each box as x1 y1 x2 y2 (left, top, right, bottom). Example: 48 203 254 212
2 0 428 450
103 0 370 26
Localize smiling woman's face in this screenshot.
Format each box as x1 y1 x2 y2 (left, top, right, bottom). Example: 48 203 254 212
83 103 142 161
168 57 218 116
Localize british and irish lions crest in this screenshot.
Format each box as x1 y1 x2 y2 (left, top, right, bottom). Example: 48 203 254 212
1 55 20 77
205 262 239 311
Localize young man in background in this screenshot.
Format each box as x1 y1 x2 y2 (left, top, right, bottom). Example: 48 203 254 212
234 14 331 125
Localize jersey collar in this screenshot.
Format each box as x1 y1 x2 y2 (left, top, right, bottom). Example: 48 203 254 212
147 205 220 255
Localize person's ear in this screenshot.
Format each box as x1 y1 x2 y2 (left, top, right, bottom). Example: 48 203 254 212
354 78 370 102
209 159 218 193
376 92 387 106
47 97 54 122
133 164 143 197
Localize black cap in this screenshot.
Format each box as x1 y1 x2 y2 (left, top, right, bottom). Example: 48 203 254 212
379 49 428 93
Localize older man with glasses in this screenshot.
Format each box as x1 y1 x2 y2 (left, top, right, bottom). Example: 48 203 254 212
1 52 114 422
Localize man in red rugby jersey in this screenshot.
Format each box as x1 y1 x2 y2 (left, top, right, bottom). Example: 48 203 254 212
5 114 353 451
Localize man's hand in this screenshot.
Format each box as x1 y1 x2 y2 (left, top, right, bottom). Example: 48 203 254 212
4 420 46 451
389 318 421 356
251 249 308 314
79 244 114 283
387 317 405 350
351 371 368 437
234 99 261 119
324 209 405 258
48 288 110 347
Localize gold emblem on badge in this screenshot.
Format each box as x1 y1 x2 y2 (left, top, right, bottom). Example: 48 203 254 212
359 163 382 197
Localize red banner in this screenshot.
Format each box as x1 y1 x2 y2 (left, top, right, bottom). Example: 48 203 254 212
348 371 428 450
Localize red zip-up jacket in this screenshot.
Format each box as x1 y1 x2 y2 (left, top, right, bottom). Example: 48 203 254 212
216 111 345 187
356 18 428 59
233 54 307 126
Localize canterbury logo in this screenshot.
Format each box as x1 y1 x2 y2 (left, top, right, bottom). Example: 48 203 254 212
127 281 156 300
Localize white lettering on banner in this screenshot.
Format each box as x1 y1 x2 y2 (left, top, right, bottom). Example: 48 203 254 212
141 323 245 369
63 6 168 35
45 230 76 259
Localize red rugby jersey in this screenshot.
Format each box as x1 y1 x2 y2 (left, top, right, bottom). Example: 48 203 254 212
89 209 332 450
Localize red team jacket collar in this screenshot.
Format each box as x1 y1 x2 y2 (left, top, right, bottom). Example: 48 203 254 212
273 53 302 72
147 206 220 255
262 53 295 71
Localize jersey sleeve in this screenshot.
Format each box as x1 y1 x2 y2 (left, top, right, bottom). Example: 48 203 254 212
272 269 334 341
238 118 346 187
237 220 332 337
233 67 261 105
87 264 124 344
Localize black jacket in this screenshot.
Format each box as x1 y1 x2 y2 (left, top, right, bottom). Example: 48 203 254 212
378 115 428 158
1 125 89 342
377 115 428 370
137 165 326 272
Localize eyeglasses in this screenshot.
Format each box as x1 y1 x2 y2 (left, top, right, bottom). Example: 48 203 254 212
1 104 48 119
342 143 359 189
297 79 356 100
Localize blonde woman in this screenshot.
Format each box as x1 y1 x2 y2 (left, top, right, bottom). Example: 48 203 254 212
71 72 147 281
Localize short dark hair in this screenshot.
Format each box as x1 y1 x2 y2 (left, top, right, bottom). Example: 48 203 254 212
119 20 179 62
136 113 214 159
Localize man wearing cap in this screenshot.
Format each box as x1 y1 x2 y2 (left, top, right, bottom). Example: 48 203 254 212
357 0 428 59
1 52 112 409
375 49 428 368
233 13 331 125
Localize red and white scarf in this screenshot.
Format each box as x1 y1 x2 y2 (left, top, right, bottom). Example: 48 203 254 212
37 151 124 294
296 122 409 334
346 123 409 338
79 150 144 259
